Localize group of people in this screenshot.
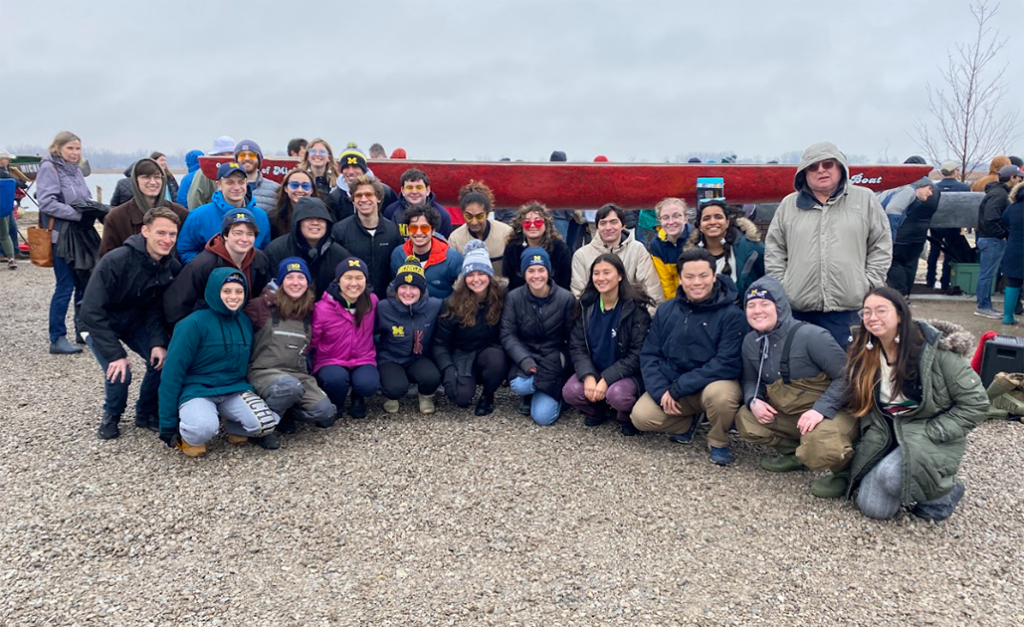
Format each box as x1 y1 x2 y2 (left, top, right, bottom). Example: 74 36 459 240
33 132 1000 523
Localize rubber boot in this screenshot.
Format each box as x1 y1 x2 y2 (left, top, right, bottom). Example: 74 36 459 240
474 393 495 416
760 439 804 472
97 414 122 440
1003 287 1020 325
349 395 367 419
811 467 850 499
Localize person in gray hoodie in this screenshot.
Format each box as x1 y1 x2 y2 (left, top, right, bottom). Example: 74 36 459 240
735 276 858 498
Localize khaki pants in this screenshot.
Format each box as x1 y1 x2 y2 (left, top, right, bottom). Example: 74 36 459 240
630 380 742 448
735 405 857 472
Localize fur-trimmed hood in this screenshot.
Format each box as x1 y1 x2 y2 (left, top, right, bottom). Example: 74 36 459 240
684 215 760 250
1009 180 1024 204
918 319 973 356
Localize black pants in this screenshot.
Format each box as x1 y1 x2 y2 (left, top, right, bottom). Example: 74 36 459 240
379 357 441 400
887 241 926 297
926 228 959 288
453 346 509 407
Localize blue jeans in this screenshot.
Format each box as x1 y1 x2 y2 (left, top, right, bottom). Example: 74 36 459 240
791 309 859 350
49 243 89 342
510 375 561 426
86 325 161 417
553 213 582 250
976 237 1005 310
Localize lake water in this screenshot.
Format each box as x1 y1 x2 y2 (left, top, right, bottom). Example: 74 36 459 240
18 170 186 210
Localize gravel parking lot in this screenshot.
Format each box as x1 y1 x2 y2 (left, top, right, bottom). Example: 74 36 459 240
2 262 1022 626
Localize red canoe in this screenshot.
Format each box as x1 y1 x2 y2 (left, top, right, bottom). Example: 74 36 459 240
199 157 931 209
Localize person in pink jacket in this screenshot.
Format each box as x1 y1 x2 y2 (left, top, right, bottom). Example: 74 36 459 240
311 258 380 419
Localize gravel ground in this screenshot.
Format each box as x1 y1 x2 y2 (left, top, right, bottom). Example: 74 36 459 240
2 262 1022 627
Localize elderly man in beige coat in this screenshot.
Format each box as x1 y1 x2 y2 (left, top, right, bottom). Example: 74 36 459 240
764 142 892 349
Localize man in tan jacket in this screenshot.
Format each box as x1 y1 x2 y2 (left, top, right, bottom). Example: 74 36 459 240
764 142 892 349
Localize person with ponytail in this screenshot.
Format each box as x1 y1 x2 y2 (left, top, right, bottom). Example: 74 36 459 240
447 180 513 277
684 200 764 302
846 287 988 522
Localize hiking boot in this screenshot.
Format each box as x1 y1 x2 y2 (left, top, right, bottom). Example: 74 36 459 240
474 393 495 416
418 393 436 415
620 422 642 437
277 412 298 434
584 414 606 427
49 337 83 355
974 308 1002 319
518 395 533 416
96 413 121 440
134 413 159 432
176 440 207 458
349 395 367 419
810 473 849 499
252 432 281 450
383 399 400 414
709 446 735 466
226 433 248 446
668 418 700 444
760 453 805 473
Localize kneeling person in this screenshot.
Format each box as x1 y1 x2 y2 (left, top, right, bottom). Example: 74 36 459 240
736 277 858 497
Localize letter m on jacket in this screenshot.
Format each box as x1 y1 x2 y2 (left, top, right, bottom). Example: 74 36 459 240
392 326 405 337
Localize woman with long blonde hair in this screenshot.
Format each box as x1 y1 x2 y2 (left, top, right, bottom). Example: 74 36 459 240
297 138 340 198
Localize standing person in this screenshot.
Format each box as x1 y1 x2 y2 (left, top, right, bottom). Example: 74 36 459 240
37 131 95 354
390 205 463 299
1000 181 1024 325
648 197 694 300
311 258 380 420
187 135 235 210
325 147 399 223
974 164 1023 319
375 257 443 415
563 254 652 435
382 169 453 237
630 248 747 465
1 149 29 266
177 162 271 262
547 150 580 247
287 138 307 159
297 138 340 199
80 208 182 439
264 197 351 300
970 155 1011 193
245 258 336 434
447 180 513 277
501 247 578 425
369 143 387 159
570 203 664 310
176 150 205 207
764 142 892 349
927 161 972 291
99 157 189 257
501 201 573 291
846 288 988 521
233 140 280 214
158 269 280 457
735 277 857 497
887 178 940 297
267 169 317 240
331 175 403 300
432 241 509 416
683 200 765 301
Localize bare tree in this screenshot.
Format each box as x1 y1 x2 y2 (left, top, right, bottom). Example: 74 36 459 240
913 1 1021 180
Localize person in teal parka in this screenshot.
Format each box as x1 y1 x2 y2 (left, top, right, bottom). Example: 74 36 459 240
683 200 765 304
158 267 280 457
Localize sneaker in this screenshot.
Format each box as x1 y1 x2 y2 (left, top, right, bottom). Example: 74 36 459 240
96 414 121 440
74 331 87 345
1003 318 1019 326
49 337 83 355
383 399 400 414
133 413 159 432
584 415 606 427
418 393 435 415
975 308 1002 319
176 440 207 458
7 258 16 270
760 454 805 473
620 422 642 437
933 280 942 289
668 419 700 444
709 446 735 466
349 395 367 419
252 432 281 450
810 473 849 498
474 393 495 416
226 433 248 446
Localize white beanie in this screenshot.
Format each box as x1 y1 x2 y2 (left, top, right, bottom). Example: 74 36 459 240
461 240 494 277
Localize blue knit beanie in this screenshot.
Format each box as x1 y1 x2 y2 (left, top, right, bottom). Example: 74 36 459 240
277 257 311 285
520 246 551 275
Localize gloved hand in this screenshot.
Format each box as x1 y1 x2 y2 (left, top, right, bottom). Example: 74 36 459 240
443 367 458 402
159 428 180 448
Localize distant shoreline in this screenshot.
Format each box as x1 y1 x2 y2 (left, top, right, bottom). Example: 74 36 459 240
93 168 188 175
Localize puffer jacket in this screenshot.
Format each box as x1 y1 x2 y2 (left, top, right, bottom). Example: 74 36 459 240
740 276 848 417
500 282 578 401
569 291 651 391
176 150 204 207
1001 182 1024 280
648 224 693 301
36 153 92 244
970 155 1011 193
570 229 664 309
849 320 989 504
375 283 443 366
764 142 892 313
331 214 403 299
109 165 135 208
248 173 281 214
683 216 765 299
177 191 271 262
264 198 351 299
432 296 505 377
503 235 573 291
389 235 463 299
310 290 378 372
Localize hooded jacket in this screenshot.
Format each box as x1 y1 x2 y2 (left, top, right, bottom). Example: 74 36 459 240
383 191 453 238
640 276 748 401
764 142 892 313
1001 182 1024 280
893 181 941 245
500 282 578 401
849 320 989 505
977 180 1012 239
374 283 443 366
389 234 463 299
163 234 271 326
158 268 255 438
36 153 92 244
739 276 848 417
79 234 181 362
111 162 180 208
331 213 404 300
503 234 573 291
99 159 189 257
970 155 1011 193
570 229 664 311
246 288 314 375
177 190 271 262
648 223 694 301
431 294 506 377
683 216 765 299
569 290 651 390
310 291 379 372
176 150 204 207
264 198 351 299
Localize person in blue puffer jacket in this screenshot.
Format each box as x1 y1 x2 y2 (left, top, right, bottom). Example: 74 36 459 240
176 149 204 207
177 162 272 262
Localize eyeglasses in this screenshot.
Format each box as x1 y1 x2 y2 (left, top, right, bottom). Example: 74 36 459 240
403 184 427 193
464 213 488 223
859 306 892 320
407 224 432 234
287 181 312 191
807 159 837 173
138 174 163 182
522 219 545 229
237 151 259 161
352 191 376 199
307 149 329 157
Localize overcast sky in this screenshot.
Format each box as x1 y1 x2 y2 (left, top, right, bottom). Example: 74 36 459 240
2 0 1022 163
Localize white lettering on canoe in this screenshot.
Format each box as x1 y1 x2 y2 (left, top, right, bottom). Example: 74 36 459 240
849 173 882 185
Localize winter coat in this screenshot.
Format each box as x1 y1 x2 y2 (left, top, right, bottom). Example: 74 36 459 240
740 276 848 417
447 220 514 277
935 178 971 193
109 166 135 208
163 234 271 326
683 217 765 300
36 153 92 244
383 191 453 238
765 142 892 313
500 283 578 401
970 156 1011 193
158 268 256 438
648 224 693 301
569 291 651 391
248 173 281 215
1001 182 1024 280
432 297 504 377
570 229 665 310
177 191 271 262
325 187 356 224
310 291 379 372
976 180 1011 239
389 235 463 299
79 234 181 362
99 161 188 258
331 214 403 299
502 235 573 291
264 198 351 299
849 320 989 505
640 276 748 401
186 171 216 210
375 286 443 366
246 291 313 375
176 150 204 207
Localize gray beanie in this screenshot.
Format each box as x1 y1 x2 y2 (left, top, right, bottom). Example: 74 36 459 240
461 240 494 277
